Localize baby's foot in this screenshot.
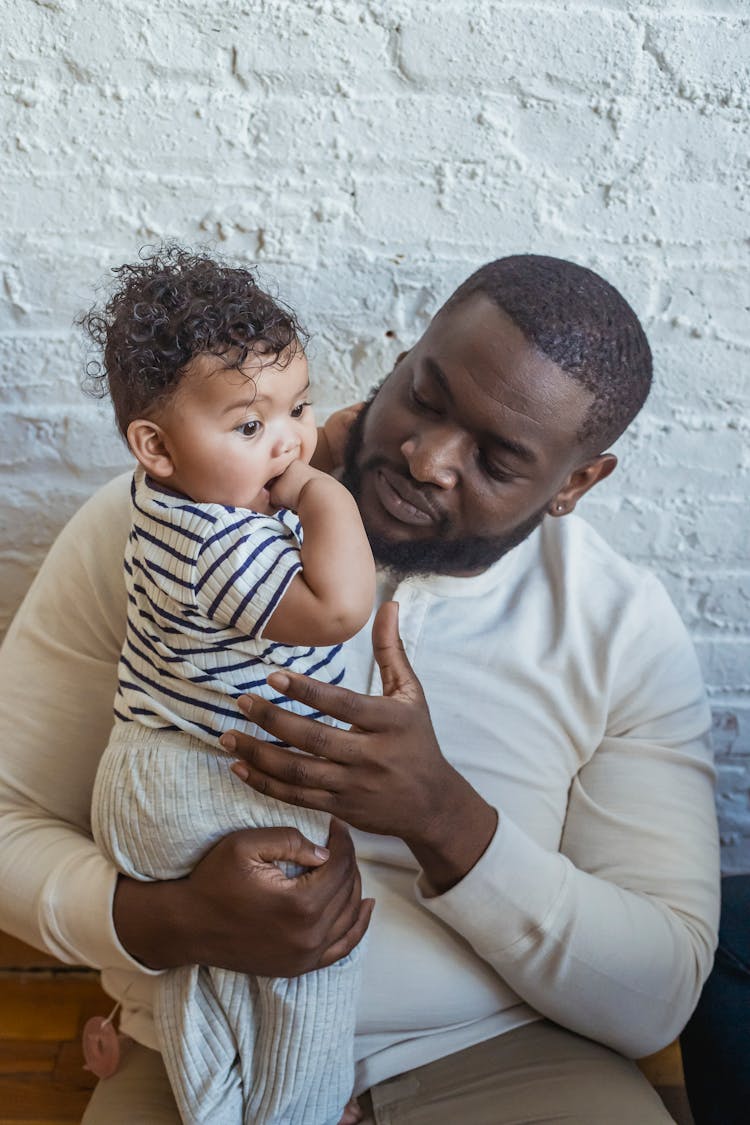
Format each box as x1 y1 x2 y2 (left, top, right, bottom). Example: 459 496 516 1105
337 1096 364 1124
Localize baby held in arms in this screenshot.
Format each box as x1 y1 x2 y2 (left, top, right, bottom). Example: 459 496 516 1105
82 245 375 1125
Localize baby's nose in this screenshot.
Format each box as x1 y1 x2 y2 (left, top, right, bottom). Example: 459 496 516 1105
271 428 300 458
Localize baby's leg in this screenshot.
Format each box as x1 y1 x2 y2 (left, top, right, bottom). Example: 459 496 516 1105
250 957 360 1125
91 726 250 880
92 727 252 1124
156 964 256 1125
92 725 361 1125
225 790 362 1125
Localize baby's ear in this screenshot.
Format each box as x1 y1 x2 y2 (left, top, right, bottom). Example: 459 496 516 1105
126 418 175 479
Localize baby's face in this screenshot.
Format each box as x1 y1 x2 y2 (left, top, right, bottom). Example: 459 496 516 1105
156 349 317 511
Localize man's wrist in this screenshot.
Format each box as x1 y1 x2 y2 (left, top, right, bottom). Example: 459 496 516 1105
113 874 193 971
406 772 499 895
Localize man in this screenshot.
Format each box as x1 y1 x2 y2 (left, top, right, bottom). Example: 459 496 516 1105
0 255 719 1124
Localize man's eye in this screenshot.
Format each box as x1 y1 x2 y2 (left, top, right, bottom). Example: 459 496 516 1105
291 401 312 418
480 453 513 482
409 382 440 414
236 420 261 438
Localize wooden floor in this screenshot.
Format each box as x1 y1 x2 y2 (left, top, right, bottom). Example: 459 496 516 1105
0 933 695 1125
0 971 107 1125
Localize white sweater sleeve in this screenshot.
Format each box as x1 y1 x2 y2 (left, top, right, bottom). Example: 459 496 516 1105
417 574 720 1057
0 473 159 974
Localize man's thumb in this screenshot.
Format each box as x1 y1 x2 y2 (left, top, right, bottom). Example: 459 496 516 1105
241 827 330 870
371 601 421 700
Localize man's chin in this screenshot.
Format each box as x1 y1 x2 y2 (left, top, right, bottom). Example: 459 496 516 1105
340 388 546 578
346 470 546 578
364 528 527 579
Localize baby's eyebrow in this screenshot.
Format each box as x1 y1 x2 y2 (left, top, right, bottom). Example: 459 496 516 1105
221 399 259 416
221 381 312 415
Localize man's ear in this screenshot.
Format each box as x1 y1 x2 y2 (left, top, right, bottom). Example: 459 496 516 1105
547 453 617 517
126 418 175 480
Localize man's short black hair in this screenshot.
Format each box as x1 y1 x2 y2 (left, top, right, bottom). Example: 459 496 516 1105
445 254 653 451
80 243 306 439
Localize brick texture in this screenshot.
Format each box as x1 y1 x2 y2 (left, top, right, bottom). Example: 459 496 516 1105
1 0 748 868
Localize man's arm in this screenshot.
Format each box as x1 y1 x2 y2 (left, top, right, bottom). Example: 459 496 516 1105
0 474 143 971
418 596 720 1056
225 595 720 1057
113 819 372 975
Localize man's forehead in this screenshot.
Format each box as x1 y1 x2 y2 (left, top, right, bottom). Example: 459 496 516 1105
417 294 594 430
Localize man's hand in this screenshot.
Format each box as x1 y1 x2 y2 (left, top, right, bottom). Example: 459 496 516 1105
113 819 373 976
311 403 365 474
222 602 498 892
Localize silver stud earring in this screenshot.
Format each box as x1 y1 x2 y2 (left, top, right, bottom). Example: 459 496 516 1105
556 503 564 513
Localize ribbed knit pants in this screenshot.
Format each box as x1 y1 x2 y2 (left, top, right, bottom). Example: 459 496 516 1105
92 724 360 1125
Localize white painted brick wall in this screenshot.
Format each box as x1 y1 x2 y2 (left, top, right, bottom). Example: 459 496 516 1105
1 0 748 868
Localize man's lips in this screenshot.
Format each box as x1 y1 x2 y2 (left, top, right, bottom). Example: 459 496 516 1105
372 467 442 527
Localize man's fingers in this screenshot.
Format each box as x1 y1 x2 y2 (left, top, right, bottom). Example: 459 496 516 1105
325 816 356 856
317 897 375 970
311 845 363 946
261 672 375 733
231 756 336 815
371 601 422 701
230 688 383 755
296 818 366 960
226 728 342 787
228 825 332 869
309 819 361 905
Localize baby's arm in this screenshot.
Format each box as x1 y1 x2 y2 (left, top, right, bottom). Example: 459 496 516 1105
263 461 375 647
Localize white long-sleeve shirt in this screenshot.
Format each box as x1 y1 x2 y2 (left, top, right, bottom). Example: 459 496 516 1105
0 471 720 1094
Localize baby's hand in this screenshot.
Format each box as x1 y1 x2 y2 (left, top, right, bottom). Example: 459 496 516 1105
269 460 329 511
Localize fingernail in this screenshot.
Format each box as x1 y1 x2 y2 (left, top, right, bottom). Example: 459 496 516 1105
268 672 290 691
313 846 330 860
238 695 252 713
231 762 249 781
220 733 236 752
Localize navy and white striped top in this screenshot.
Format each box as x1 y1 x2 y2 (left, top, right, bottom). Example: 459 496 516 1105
115 467 345 744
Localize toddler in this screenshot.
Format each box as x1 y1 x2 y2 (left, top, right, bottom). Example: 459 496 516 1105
83 246 375 1125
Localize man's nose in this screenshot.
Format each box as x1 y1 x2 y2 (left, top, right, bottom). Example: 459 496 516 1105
400 428 463 489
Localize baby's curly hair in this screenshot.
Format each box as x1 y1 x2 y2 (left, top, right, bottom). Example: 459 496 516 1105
80 244 307 439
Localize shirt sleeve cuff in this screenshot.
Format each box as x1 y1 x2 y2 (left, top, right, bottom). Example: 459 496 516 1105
40 844 164 976
415 812 570 963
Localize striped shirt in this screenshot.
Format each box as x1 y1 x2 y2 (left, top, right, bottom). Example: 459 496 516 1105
115 467 345 744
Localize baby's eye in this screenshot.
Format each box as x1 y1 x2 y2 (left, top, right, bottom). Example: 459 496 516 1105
291 401 312 418
236 420 261 438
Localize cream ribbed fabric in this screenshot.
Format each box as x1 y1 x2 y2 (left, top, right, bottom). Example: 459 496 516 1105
93 725 359 1125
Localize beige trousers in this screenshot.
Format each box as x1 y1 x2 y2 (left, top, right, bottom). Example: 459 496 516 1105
81 1020 674 1124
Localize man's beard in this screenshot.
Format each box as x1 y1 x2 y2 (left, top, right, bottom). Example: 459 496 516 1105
340 390 548 579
